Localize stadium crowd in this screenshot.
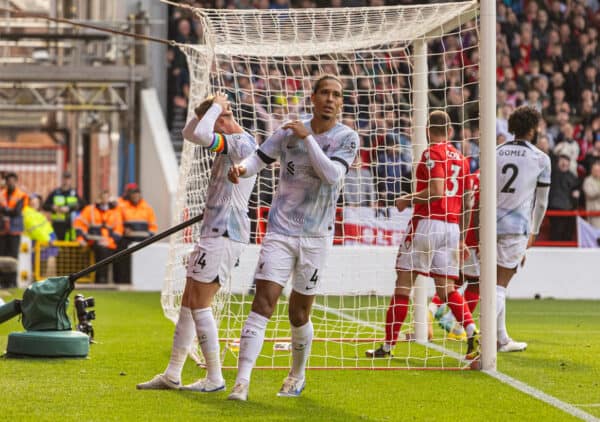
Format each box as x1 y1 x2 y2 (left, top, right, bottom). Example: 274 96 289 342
167 0 599 242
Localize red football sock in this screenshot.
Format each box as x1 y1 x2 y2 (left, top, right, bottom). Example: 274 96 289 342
464 289 480 314
431 294 443 307
446 290 474 329
385 294 409 346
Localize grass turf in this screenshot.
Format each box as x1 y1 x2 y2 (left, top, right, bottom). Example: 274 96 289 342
0 290 598 421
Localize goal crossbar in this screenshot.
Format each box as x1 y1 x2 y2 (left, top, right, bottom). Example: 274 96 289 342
170 1 478 56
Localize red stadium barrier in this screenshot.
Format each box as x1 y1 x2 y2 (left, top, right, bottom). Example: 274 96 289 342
253 207 600 248
536 209 600 247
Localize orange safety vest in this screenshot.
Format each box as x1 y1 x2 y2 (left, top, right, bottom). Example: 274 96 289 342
0 187 28 235
120 199 158 241
117 197 129 209
74 204 123 250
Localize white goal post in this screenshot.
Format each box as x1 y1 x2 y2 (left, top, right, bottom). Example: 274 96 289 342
161 0 497 370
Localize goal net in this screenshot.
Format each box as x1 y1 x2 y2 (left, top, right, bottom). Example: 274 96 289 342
162 1 480 369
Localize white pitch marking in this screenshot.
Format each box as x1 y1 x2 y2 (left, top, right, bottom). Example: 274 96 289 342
313 302 382 331
315 301 600 422
485 370 599 422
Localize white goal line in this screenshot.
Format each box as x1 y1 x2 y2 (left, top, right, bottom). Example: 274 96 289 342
315 301 599 422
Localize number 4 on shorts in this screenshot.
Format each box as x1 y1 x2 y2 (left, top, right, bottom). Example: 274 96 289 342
306 269 318 290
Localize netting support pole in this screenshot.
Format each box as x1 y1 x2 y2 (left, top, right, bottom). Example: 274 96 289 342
479 0 497 371
412 39 429 344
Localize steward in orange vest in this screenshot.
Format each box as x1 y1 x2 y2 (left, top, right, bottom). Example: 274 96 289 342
120 187 157 241
74 191 123 283
114 184 157 284
0 172 28 262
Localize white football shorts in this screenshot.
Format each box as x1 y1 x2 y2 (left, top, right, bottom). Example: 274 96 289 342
254 232 333 296
186 236 244 284
396 218 460 280
462 246 480 279
497 234 529 270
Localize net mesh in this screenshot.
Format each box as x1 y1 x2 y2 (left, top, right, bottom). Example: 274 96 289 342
162 2 480 369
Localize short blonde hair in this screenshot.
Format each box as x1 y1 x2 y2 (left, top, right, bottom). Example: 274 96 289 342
428 110 451 137
194 95 215 119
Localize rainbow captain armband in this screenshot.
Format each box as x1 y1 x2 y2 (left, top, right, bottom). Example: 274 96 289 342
209 133 226 153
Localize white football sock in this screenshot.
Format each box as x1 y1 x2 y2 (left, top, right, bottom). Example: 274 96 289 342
164 306 195 383
192 307 223 384
235 311 269 385
465 323 477 338
290 320 313 380
496 285 510 345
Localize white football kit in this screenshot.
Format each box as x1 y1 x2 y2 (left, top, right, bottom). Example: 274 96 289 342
462 248 480 278
183 126 258 283
496 139 551 268
253 120 359 293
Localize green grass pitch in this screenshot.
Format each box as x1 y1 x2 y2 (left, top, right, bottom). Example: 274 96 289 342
0 290 598 421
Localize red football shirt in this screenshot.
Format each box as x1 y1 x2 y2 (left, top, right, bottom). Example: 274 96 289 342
413 142 470 224
465 169 480 247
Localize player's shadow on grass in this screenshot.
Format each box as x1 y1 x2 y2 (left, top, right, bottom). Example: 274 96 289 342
178 392 373 421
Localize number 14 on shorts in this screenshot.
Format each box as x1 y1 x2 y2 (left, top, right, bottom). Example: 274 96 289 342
195 252 207 269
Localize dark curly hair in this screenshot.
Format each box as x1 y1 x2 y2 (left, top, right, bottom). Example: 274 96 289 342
508 106 541 139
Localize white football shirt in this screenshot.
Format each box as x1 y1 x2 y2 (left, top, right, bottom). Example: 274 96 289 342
496 139 551 235
199 131 257 242
258 120 359 237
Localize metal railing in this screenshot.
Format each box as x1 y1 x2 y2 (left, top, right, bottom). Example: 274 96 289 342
33 240 95 283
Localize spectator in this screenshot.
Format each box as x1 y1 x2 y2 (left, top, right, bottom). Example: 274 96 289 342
24 194 58 278
24 194 56 245
376 131 408 207
0 172 28 260
583 161 600 228
547 110 569 140
537 134 553 157
548 155 581 241
344 155 376 207
496 103 515 141
582 137 600 174
114 185 158 284
553 122 580 176
524 89 542 112
74 191 123 284
42 171 85 241
167 17 196 128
